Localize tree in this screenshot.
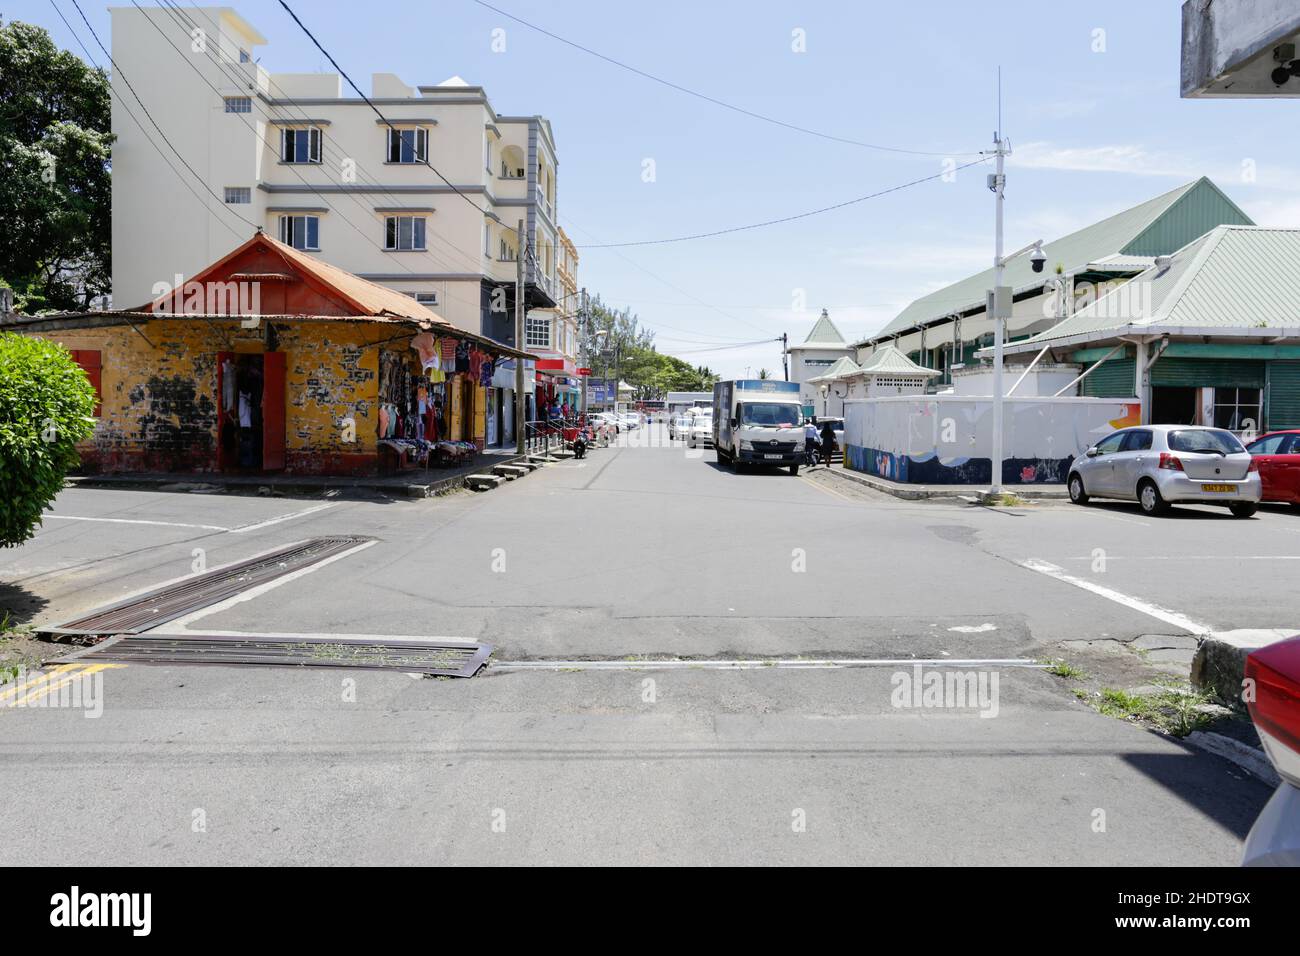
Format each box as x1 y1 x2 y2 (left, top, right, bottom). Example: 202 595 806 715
757 368 771 379
0 333 97 547
0 19 112 312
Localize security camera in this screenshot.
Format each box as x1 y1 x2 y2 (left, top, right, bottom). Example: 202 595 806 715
1030 243 1047 274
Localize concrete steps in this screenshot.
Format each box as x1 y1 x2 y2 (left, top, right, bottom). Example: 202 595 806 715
465 474 504 492
492 464 530 481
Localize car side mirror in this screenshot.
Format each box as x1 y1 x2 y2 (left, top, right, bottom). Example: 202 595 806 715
729 418 738 429
1085 446 1100 457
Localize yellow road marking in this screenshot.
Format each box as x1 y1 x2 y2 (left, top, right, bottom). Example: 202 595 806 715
800 473 854 502
0 663 84 703
7 663 119 709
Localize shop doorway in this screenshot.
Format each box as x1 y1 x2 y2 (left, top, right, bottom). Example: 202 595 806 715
217 351 286 472
1150 386 1197 425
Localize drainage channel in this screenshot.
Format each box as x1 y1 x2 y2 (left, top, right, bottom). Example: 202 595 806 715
52 634 492 678
39 536 372 638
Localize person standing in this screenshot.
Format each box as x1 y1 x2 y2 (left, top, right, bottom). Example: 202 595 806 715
819 420 837 467
804 418 820 464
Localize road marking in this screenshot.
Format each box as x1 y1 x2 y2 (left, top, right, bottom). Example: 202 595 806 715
41 514 230 531
0 664 83 703
799 474 853 502
165 538 378 629
1064 555 1300 561
230 503 336 534
9 663 119 708
491 657 1043 671
1018 558 1213 635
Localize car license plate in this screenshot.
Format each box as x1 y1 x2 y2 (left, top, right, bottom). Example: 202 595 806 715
763 454 783 460
1201 483 1237 493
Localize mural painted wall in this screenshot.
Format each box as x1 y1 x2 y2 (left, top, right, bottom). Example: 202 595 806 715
29 319 395 475
844 396 1140 485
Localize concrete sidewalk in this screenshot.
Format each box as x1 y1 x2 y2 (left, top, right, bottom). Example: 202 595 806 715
819 463 1068 501
65 448 533 500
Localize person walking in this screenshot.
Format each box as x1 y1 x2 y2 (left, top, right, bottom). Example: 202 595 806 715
804 418 821 466
819 420 837 468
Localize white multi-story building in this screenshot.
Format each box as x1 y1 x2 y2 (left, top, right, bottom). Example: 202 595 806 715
109 4 562 356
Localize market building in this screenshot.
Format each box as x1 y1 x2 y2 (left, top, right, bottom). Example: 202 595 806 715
995 224 1300 433
786 309 854 416
1 233 533 476
854 178 1254 386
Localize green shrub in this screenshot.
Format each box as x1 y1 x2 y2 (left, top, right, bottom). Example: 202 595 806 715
0 332 96 546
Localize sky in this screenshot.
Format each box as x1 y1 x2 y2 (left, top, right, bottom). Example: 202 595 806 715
17 0 1300 377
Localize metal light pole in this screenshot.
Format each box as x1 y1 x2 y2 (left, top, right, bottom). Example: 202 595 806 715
990 129 1009 495
515 219 526 456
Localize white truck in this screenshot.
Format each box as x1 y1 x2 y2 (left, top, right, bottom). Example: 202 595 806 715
712 379 806 475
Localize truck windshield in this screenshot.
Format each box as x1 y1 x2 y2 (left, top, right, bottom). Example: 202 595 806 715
740 403 800 427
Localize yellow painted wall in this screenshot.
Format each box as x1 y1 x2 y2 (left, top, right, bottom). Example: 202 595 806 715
27 319 395 473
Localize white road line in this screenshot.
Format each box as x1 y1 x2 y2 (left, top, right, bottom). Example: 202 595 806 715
164 539 378 630
1063 555 1300 561
491 657 1043 671
1019 558 1213 635
230 503 336 533
41 514 230 531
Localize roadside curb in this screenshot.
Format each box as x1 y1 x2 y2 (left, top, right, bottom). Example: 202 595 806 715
65 451 549 501
820 466 1069 501
1185 730 1281 787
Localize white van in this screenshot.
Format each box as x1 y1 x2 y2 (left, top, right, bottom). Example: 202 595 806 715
712 380 805 474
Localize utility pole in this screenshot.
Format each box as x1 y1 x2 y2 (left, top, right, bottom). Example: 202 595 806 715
514 219 526 456
989 72 1009 496
782 332 789 381
579 286 588 415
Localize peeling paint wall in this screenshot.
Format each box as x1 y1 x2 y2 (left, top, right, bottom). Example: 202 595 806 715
28 319 398 475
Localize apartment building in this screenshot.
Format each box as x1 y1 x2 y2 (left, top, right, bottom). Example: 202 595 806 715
527 227 582 412
109 4 562 364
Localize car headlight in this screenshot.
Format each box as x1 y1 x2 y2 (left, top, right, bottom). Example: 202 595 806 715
795 442 805 451
739 440 753 450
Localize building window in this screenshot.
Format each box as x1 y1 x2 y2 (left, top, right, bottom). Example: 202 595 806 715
1212 387 1261 432
279 214 319 251
239 48 252 63
387 128 427 164
412 292 438 307
281 127 322 164
525 315 551 349
384 215 426 251
499 238 515 261
224 96 252 113
224 187 251 204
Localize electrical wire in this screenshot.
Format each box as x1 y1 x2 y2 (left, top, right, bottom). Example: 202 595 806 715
63 0 260 234
45 0 247 245
577 157 989 248
470 0 983 158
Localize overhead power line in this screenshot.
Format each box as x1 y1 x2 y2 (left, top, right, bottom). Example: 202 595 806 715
275 0 490 221
471 0 982 158
576 157 989 248
63 0 260 233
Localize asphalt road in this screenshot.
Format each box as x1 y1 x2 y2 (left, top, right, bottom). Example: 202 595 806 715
1 423 1291 865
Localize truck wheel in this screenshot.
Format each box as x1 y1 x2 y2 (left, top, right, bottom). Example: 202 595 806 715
789 463 800 476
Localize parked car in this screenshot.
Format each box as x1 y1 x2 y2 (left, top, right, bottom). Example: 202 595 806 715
591 412 620 433
1245 430 1300 506
668 415 692 441
618 412 641 431
686 415 713 449
1067 425 1261 517
1241 634 1300 866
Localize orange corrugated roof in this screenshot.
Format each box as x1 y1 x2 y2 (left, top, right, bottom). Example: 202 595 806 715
138 232 452 327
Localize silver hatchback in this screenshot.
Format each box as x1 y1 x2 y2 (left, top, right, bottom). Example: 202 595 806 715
1067 425 1261 517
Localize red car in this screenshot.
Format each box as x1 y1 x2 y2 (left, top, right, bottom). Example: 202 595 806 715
1246 430 1300 505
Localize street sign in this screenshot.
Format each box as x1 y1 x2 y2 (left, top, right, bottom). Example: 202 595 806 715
576 367 591 376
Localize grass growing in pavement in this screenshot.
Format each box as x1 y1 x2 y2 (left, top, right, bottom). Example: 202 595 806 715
1042 659 1088 680
1 611 42 682
1087 685 1216 738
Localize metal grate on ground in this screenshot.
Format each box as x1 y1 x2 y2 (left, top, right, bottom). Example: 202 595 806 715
52 633 493 678
38 536 372 638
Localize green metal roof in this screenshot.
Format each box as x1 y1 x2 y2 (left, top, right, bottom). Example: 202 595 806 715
806 355 861 383
1001 226 1300 353
863 177 1253 344
854 345 942 377
794 309 847 347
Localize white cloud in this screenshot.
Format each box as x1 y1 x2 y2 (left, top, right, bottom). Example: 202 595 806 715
1009 142 1198 178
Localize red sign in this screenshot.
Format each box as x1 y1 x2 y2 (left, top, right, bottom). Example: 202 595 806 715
576 367 592 376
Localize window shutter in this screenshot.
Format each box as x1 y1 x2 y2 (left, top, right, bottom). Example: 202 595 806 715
71 349 103 417
385 217 396 249
281 129 291 162
310 127 321 163
306 217 319 250
413 217 426 249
